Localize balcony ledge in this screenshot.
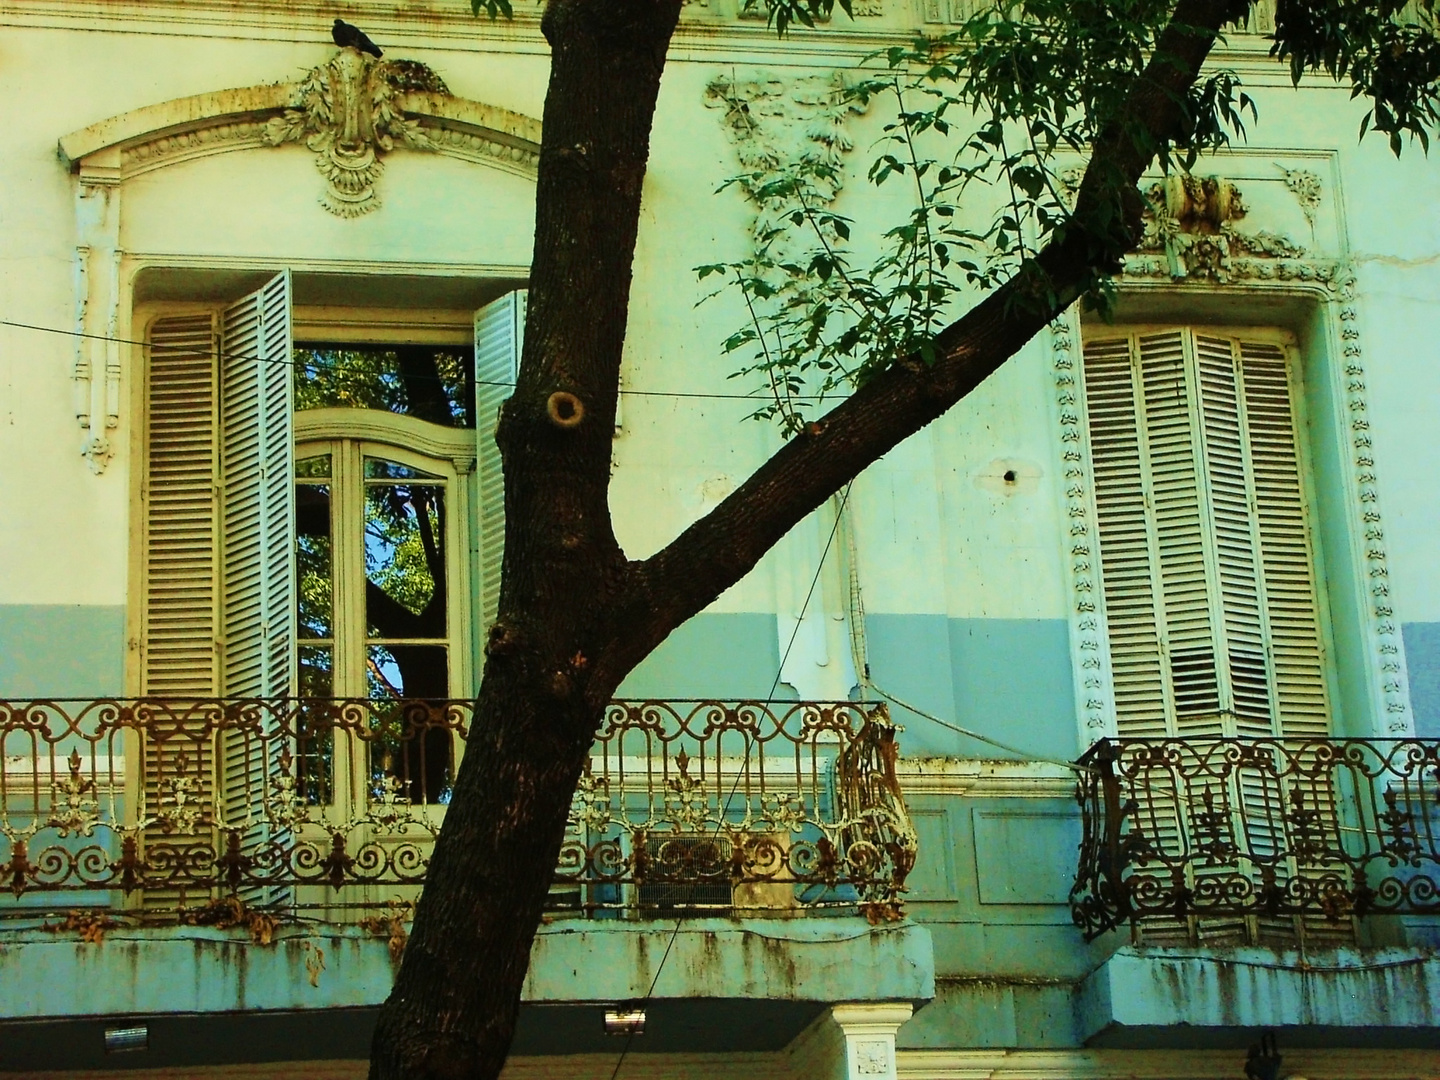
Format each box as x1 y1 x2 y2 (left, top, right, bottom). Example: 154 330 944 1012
0 917 933 1069
1078 945 1440 1049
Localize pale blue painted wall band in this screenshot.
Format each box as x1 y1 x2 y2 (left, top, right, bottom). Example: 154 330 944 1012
0 605 125 698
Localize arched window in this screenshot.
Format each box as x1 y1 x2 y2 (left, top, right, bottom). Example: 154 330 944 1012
139 275 524 814
293 412 472 805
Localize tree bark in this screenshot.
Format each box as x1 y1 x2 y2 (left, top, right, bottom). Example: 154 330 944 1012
370 1 1244 1077
594 0 1252 687
368 0 681 1074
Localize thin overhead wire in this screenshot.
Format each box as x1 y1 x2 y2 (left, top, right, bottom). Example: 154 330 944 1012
0 317 840 403
860 682 1094 774
606 481 855 1080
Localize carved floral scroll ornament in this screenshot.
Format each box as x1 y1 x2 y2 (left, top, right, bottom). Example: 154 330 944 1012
262 48 449 216
1132 171 1309 282
704 71 867 273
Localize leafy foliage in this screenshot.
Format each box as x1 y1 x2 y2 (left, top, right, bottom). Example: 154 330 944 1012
698 0 1438 433
1272 0 1440 154
294 346 475 428
364 482 444 628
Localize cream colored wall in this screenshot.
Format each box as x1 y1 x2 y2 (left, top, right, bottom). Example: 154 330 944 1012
1 0 1439 649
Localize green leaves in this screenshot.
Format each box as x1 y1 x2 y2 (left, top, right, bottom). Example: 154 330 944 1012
698 0 1440 433
470 0 513 19
1272 0 1440 155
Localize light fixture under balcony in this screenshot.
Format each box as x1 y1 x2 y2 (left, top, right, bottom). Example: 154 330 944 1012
103 1024 149 1053
603 1007 646 1037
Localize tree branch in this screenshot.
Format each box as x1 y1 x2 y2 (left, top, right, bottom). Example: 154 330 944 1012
598 0 1248 686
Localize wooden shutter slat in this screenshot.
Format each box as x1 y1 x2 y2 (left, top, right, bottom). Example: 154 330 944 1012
474 290 525 640
220 272 296 908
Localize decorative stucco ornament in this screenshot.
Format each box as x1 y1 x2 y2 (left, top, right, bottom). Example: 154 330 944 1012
262 48 449 216
1279 165 1324 230
1131 172 1308 283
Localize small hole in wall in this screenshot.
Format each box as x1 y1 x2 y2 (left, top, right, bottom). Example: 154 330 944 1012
1003 469 1017 484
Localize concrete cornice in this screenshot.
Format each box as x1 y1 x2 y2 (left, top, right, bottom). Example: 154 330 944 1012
894 759 1078 799
59 84 292 168
898 1047 1440 1080
2 0 1297 73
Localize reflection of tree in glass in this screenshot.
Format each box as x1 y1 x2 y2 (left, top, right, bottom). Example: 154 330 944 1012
366 482 443 632
296 494 333 640
364 476 450 803
296 646 334 804
293 345 475 428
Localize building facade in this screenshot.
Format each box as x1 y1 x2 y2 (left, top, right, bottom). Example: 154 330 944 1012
1 0 1439 1077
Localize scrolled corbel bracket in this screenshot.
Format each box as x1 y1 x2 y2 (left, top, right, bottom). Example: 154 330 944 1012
73 150 123 474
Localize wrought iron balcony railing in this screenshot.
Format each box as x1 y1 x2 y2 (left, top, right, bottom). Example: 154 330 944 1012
1070 737 1440 941
0 698 915 923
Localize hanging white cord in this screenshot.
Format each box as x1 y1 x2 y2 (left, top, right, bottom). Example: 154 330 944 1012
836 497 1092 775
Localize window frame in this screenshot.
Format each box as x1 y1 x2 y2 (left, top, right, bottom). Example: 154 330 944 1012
1074 320 1343 741
292 410 477 706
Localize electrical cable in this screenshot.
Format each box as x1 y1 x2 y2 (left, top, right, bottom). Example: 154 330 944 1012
860 683 1095 775
0 317 839 403
605 481 855 1080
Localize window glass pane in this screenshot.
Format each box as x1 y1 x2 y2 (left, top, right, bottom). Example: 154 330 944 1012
296 473 333 639
296 454 331 478
293 345 475 428
299 644 334 696
366 644 448 699
367 644 451 804
297 645 334 805
364 470 446 638
364 459 443 481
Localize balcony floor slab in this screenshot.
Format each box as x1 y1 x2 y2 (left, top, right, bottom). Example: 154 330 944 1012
1078 946 1440 1048
0 917 933 1070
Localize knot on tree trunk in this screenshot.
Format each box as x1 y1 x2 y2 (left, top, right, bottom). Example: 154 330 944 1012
546 391 585 429
485 620 523 656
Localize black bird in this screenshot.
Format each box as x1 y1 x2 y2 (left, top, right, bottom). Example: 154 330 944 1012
332 18 383 58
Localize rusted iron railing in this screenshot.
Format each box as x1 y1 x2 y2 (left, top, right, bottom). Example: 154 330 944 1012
1071 737 1440 941
0 698 915 922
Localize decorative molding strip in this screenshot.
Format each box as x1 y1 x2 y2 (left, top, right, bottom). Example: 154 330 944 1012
1056 170 1413 739
293 407 476 470
58 59 542 198
71 173 122 473
1333 269 1414 734
1049 315 1112 736
894 759 1076 799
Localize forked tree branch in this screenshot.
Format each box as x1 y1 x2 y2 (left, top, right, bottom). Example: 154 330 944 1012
598 0 1252 687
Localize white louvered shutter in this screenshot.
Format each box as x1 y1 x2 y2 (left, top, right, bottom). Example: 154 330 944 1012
220 272 295 904
144 315 221 698
1139 331 1225 737
1233 339 1343 944
1237 341 1329 738
1085 337 1171 739
1083 326 1336 946
221 272 296 701
1086 328 1330 741
142 313 220 912
1084 334 1186 880
474 290 524 636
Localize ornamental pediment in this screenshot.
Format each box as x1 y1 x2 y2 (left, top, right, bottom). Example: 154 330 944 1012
59 48 541 216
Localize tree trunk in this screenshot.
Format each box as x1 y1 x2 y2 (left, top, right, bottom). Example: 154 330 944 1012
369 0 1242 1075
368 0 682 1074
